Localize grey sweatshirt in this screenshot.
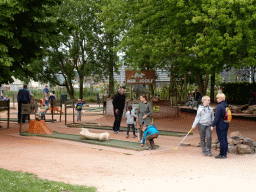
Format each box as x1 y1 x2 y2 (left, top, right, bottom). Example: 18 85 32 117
192 105 214 127
137 102 153 126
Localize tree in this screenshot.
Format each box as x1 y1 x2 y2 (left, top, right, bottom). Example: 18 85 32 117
0 0 63 85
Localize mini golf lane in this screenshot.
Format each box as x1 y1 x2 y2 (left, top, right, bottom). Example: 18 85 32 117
66 123 192 137
20 132 159 151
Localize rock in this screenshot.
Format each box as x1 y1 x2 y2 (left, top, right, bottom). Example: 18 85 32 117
217 143 220 149
236 144 253 154
196 143 201 147
232 138 242 145
212 144 217 150
228 138 234 144
230 131 244 139
251 147 255 154
212 139 219 144
228 145 237 154
243 137 255 148
180 143 191 146
253 142 256 147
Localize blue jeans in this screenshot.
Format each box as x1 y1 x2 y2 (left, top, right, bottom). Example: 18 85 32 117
216 122 229 157
127 124 136 136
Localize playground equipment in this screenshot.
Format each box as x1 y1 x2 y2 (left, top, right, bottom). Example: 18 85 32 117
80 128 110 141
28 120 53 135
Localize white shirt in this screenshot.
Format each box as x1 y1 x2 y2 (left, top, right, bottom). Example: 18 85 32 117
125 111 136 124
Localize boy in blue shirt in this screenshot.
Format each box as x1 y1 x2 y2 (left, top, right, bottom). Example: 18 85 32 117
141 124 159 150
76 99 85 121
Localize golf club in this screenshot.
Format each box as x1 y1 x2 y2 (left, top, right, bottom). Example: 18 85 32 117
173 127 193 150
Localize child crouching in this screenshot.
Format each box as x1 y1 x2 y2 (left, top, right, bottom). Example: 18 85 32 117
192 96 214 156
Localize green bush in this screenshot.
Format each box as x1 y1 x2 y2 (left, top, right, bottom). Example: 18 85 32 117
221 82 256 104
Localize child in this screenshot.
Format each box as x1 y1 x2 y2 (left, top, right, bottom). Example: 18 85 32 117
76 99 85 121
141 124 159 150
125 105 137 138
192 96 214 156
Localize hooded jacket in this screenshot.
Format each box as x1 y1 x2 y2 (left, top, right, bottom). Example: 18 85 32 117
192 104 214 127
212 101 229 127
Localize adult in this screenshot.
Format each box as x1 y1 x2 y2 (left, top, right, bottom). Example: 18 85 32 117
211 93 229 159
137 94 153 143
17 85 31 123
248 90 255 106
192 89 202 109
43 85 50 106
112 86 126 133
218 87 223 94
51 87 55 95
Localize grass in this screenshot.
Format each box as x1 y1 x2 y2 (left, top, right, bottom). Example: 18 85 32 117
20 132 158 151
0 168 96 192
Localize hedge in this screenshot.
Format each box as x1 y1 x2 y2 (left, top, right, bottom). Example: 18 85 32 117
221 82 256 105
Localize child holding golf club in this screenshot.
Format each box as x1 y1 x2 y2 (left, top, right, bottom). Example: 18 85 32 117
192 96 214 156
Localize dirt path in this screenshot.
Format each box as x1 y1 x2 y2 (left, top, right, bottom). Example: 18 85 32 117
1 111 256 192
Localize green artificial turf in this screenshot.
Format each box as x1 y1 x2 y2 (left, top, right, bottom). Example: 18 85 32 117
66 123 192 137
0 168 96 192
20 132 158 151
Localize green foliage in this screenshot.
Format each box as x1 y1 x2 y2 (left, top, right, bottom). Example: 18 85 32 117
0 0 63 84
221 82 256 104
0 168 96 192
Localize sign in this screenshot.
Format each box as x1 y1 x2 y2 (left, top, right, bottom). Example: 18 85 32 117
125 70 156 85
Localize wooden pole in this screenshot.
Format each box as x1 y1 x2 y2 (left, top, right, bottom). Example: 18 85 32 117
7 100 10 129
51 99 54 123
73 100 75 123
60 100 62 122
19 103 22 133
65 102 67 125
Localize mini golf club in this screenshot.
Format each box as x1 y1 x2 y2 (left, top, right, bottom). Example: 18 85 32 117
173 128 193 150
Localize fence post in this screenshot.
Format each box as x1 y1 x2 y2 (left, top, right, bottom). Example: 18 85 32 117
73 100 75 124
60 100 62 122
51 99 54 123
65 102 67 125
7 99 10 129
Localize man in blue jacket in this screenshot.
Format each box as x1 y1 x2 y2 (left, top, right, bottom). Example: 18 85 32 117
211 93 229 159
141 124 159 149
17 85 31 123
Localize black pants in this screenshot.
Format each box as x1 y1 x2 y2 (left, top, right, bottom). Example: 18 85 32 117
18 101 28 123
127 124 136 136
113 109 123 132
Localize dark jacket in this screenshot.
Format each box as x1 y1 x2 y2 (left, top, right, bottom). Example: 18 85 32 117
17 88 31 103
193 92 201 101
212 101 228 127
112 92 125 111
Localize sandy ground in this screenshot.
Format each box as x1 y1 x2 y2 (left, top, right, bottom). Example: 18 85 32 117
1 106 256 192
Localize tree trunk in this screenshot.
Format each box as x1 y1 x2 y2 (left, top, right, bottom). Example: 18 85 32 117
67 79 74 99
197 73 209 96
79 75 83 99
108 34 115 96
210 72 215 103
